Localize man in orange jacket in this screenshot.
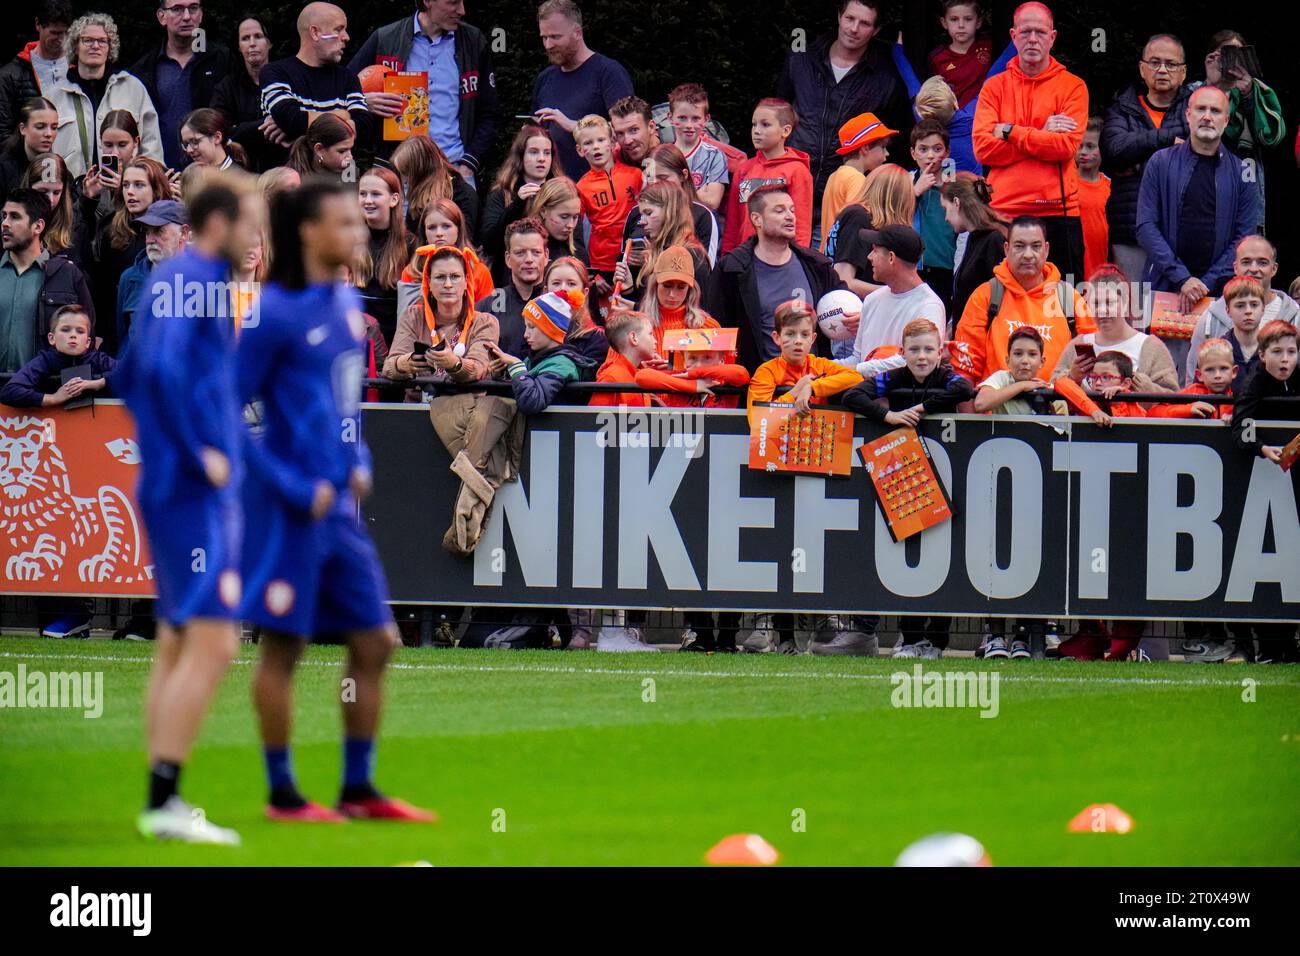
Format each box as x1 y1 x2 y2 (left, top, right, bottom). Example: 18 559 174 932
951 216 1095 384
972 2 1088 283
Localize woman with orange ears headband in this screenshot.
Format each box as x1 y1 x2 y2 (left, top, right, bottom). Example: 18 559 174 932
382 244 501 387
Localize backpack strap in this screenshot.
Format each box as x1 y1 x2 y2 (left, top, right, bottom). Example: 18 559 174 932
985 277 1004 330
1057 281 1077 337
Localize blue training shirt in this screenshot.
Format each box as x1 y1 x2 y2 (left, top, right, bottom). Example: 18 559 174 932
115 248 244 498
236 281 371 516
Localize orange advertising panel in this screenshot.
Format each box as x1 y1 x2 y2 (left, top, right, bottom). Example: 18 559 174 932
858 427 953 542
747 403 854 477
1 402 154 596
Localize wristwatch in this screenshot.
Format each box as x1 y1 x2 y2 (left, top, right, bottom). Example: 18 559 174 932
999 123 1013 140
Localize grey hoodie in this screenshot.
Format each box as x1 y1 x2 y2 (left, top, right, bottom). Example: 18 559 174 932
1185 291 1299 383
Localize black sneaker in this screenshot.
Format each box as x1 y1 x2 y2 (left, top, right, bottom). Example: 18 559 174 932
680 628 715 653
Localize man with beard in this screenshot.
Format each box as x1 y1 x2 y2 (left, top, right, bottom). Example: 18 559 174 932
1136 85 1261 315
530 0 633 179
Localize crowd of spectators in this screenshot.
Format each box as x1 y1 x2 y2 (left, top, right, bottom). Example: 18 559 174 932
1 0 1296 661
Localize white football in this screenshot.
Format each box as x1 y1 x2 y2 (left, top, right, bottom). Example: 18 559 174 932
816 289 863 341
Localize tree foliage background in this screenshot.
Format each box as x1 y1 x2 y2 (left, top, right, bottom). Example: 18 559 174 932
6 1 1295 275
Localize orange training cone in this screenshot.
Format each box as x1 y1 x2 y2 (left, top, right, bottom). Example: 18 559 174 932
1068 803 1134 834
705 833 780 866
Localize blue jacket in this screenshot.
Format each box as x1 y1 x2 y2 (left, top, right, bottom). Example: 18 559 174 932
0 346 116 407
891 41 1015 175
506 345 596 415
114 249 243 499
237 281 372 516
1135 141 1261 295
115 248 151 351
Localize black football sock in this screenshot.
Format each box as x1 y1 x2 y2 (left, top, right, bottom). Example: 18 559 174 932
340 781 382 802
270 784 308 809
148 760 181 810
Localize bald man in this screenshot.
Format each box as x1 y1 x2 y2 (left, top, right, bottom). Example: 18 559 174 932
260 1 373 150
1136 84 1261 325
972 2 1089 283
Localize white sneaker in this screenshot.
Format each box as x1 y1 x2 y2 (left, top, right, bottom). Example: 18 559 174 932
596 626 658 653
742 614 779 653
893 639 941 660
136 796 241 846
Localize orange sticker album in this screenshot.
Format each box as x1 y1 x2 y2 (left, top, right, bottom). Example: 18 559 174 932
661 328 738 354
383 72 429 141
1148 292 1212 340
858 427 953 542
747 403 854 477
1280 432 1300 472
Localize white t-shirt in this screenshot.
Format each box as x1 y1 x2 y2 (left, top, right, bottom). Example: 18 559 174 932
978 369 1034 415
1078 330 1148 369
851 280 948 364
831 63 852 83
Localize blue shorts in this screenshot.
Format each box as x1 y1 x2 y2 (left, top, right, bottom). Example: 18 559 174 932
141 484 242 628
240 495 392 638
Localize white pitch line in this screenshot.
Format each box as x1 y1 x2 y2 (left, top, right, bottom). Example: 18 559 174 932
0 650 1292 689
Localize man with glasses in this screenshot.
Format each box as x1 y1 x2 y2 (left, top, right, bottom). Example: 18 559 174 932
972 2 1088 284
1101 34 1191 286
129 0 231 170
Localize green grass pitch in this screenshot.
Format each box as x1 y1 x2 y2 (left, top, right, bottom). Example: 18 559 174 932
1 637 1297 866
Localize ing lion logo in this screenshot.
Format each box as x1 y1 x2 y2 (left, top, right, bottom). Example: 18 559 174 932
1 415 152 584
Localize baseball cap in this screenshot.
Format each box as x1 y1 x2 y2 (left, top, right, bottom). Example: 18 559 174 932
653 245 695 287
861 224 924 263
136 200 189 227
835 113 898 155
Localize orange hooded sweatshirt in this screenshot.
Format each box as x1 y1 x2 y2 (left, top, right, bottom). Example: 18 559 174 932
722 147 814 253
951 259 1096 383
971 56 1088 218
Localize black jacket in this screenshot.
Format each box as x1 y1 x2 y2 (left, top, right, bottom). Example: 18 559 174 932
348 17 499 176
6 253 96 365
704 238 842 372
841 363 974 422
128 40 231 121
952 228 1006 322
1101 82 1191 247
776 34 911 205
0 50 41 142
1231 364 1299 457
210 66 286 172
476 280 538 361
0 136 33 199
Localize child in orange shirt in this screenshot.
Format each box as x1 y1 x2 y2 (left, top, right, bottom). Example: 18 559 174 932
1052 350 1147 425
723 98 815 253
1149 338 1236 420
1075 117 1111 281
574 115 643 294
746 299 862 424
635 328 749 408
589 310 662 407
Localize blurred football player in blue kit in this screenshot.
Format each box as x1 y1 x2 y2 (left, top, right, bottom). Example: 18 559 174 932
238 176 434 823
117 170 264 845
